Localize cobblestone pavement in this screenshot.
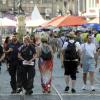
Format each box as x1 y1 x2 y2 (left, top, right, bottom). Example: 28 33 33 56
0 53 100 100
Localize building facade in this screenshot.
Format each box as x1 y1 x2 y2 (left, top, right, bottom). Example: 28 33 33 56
78 0 100 18
0 0 60 18
0 0 78 19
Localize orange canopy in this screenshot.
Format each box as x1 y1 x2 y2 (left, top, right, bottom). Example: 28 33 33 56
46 16 87 27
42 16 63 27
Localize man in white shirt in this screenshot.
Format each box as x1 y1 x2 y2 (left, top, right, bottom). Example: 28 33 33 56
81 34 97 91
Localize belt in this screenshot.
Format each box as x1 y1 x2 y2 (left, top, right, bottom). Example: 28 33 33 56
64 59 79 61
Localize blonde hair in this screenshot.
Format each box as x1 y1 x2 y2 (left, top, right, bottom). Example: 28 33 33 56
23 35 31 43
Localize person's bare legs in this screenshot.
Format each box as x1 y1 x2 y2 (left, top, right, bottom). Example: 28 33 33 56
65 75 70 86
89 72 94 85
64 75 70 92
89 71 95 90
82 73 87 90
72 80 76 89
83 73 87 85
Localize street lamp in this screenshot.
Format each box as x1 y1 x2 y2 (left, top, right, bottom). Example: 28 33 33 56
17 0 24 15
16 0 26 42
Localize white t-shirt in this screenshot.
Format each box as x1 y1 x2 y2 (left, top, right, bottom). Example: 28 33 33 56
81 43 96 58
62 39 81 51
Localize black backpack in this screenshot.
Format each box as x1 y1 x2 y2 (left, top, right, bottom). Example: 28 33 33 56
41 45 52 60
64 41 79 60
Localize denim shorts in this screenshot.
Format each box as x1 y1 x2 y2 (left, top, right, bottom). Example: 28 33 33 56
82 59 95 73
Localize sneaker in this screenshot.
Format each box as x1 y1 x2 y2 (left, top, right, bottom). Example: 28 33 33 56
64 86 69 92
25 90 33 95
71 88 76 93
16 88 22 93
82 85 87 90
91 86 95 91
48 90 51 93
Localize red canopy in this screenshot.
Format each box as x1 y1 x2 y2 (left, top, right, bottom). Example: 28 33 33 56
41 16 63 27
46 16 87 27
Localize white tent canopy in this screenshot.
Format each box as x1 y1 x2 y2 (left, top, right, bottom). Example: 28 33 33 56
26 5 47 27
0 17 16 27
31 5 44 21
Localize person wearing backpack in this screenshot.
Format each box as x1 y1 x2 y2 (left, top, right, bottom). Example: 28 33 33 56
61 32 81 93
38 37 53 93
18 35 36 95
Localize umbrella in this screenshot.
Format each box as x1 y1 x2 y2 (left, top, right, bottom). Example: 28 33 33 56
82 23 99 28
95 25 100 31
47 16 87 27
82 23 100 30
41 15 63 27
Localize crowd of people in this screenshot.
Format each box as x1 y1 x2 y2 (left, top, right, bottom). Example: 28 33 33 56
0 29 100 95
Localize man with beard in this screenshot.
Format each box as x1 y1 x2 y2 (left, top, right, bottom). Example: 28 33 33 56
6 34 21 93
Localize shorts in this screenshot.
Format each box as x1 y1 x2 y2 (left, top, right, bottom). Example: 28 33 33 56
82 64 95 73
63 61 78 80
82 58 95 73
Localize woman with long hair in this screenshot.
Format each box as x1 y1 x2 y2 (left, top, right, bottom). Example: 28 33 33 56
3 36 11 69
38 37 53 93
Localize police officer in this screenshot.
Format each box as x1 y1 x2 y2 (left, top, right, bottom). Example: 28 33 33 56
18 35 36 95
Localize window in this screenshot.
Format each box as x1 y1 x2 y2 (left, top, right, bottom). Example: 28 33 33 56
89 0 92 8
92 0 95 7
93 0 96 7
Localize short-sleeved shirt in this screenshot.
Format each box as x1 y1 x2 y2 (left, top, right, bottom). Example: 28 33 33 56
19 44 36 61
81 43 96 72
58 36 66 48
8 42 21 62
81 43 96 58
62 39 81 52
